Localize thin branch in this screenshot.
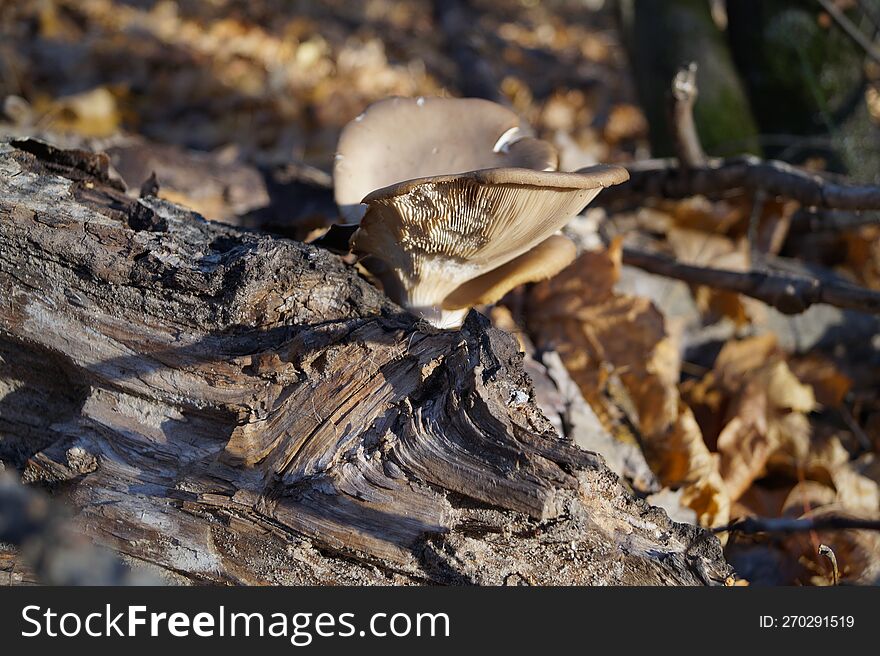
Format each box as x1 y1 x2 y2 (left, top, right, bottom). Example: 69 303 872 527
621 246 880 315
747 188 767 265
715 514 880 535
593 155 880 211
818 545 840 585
790 207 880 232
855 0 880 35
669 62 706 168
816 0 880 65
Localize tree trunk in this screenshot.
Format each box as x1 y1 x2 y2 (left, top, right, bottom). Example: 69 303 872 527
619 0 761 157
0 138 730 585
727 0 880 182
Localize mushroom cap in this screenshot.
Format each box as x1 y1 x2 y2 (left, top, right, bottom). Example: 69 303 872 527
352 164 628 319
333 96 558 222
361 165 628 202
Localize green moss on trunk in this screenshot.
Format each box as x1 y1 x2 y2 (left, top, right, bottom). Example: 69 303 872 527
620 0 761 157
727 0 879 182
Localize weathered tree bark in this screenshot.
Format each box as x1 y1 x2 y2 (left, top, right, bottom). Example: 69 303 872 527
0 139 730 585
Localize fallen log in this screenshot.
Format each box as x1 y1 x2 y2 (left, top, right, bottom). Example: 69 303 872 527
0 138 730 585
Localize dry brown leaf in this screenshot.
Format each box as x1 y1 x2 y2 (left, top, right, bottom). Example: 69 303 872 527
716 392 771 500
528 241 729 527
713 333 779 384
657 197 744 235
769 436 880 583
766 360 817 414
34 87 123 137
666 227 756 325
830 465 880 514
843 226 880 290
541 90 587 133
694 287 750 326
644 200 794 326
666 228 748 270
735 483 794 518
766 424 878 518
156 188 228 222
853 453 880 488
686 335 816 501
781 481 837 517
602 103 647 144
725 576 750 586
789 432 850 484
654 195 794 246
790 353 853 409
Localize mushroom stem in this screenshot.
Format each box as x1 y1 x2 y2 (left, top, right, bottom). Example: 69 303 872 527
407 306 471 329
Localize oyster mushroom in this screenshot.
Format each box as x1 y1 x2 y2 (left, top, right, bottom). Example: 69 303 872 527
352 165 629 328
333 96 557 222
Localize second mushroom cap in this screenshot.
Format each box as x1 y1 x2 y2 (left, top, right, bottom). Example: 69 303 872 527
333 96 557 223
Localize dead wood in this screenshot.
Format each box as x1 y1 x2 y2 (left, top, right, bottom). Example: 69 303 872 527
669 63 707 168
621 246 880 315
596 156 880 212
717 515 880 535
789 207 880 232
0 139 730 585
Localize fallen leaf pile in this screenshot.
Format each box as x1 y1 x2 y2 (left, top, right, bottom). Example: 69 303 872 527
0 0 640 169
527 238 880 583
528 239 729 529
684 335 816 502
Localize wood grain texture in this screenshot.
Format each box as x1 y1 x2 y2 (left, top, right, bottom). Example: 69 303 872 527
0 139 730 585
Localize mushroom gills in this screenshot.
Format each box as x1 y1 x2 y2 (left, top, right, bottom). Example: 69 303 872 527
353 166 627 328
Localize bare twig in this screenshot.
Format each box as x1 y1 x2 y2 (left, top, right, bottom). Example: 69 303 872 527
669 62 706 168
593 155 880 211
621 246 880 315
816 0 880 65
714 514 880 535
790 207 880 232
855 0 880 36
818 544 840 585
598 61 880 220
747 188 767 265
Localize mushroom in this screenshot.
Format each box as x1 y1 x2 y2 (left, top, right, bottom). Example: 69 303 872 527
333 96 557 222
352 165 629 328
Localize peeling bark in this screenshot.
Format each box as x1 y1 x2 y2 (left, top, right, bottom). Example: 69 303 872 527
0 139 730 585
